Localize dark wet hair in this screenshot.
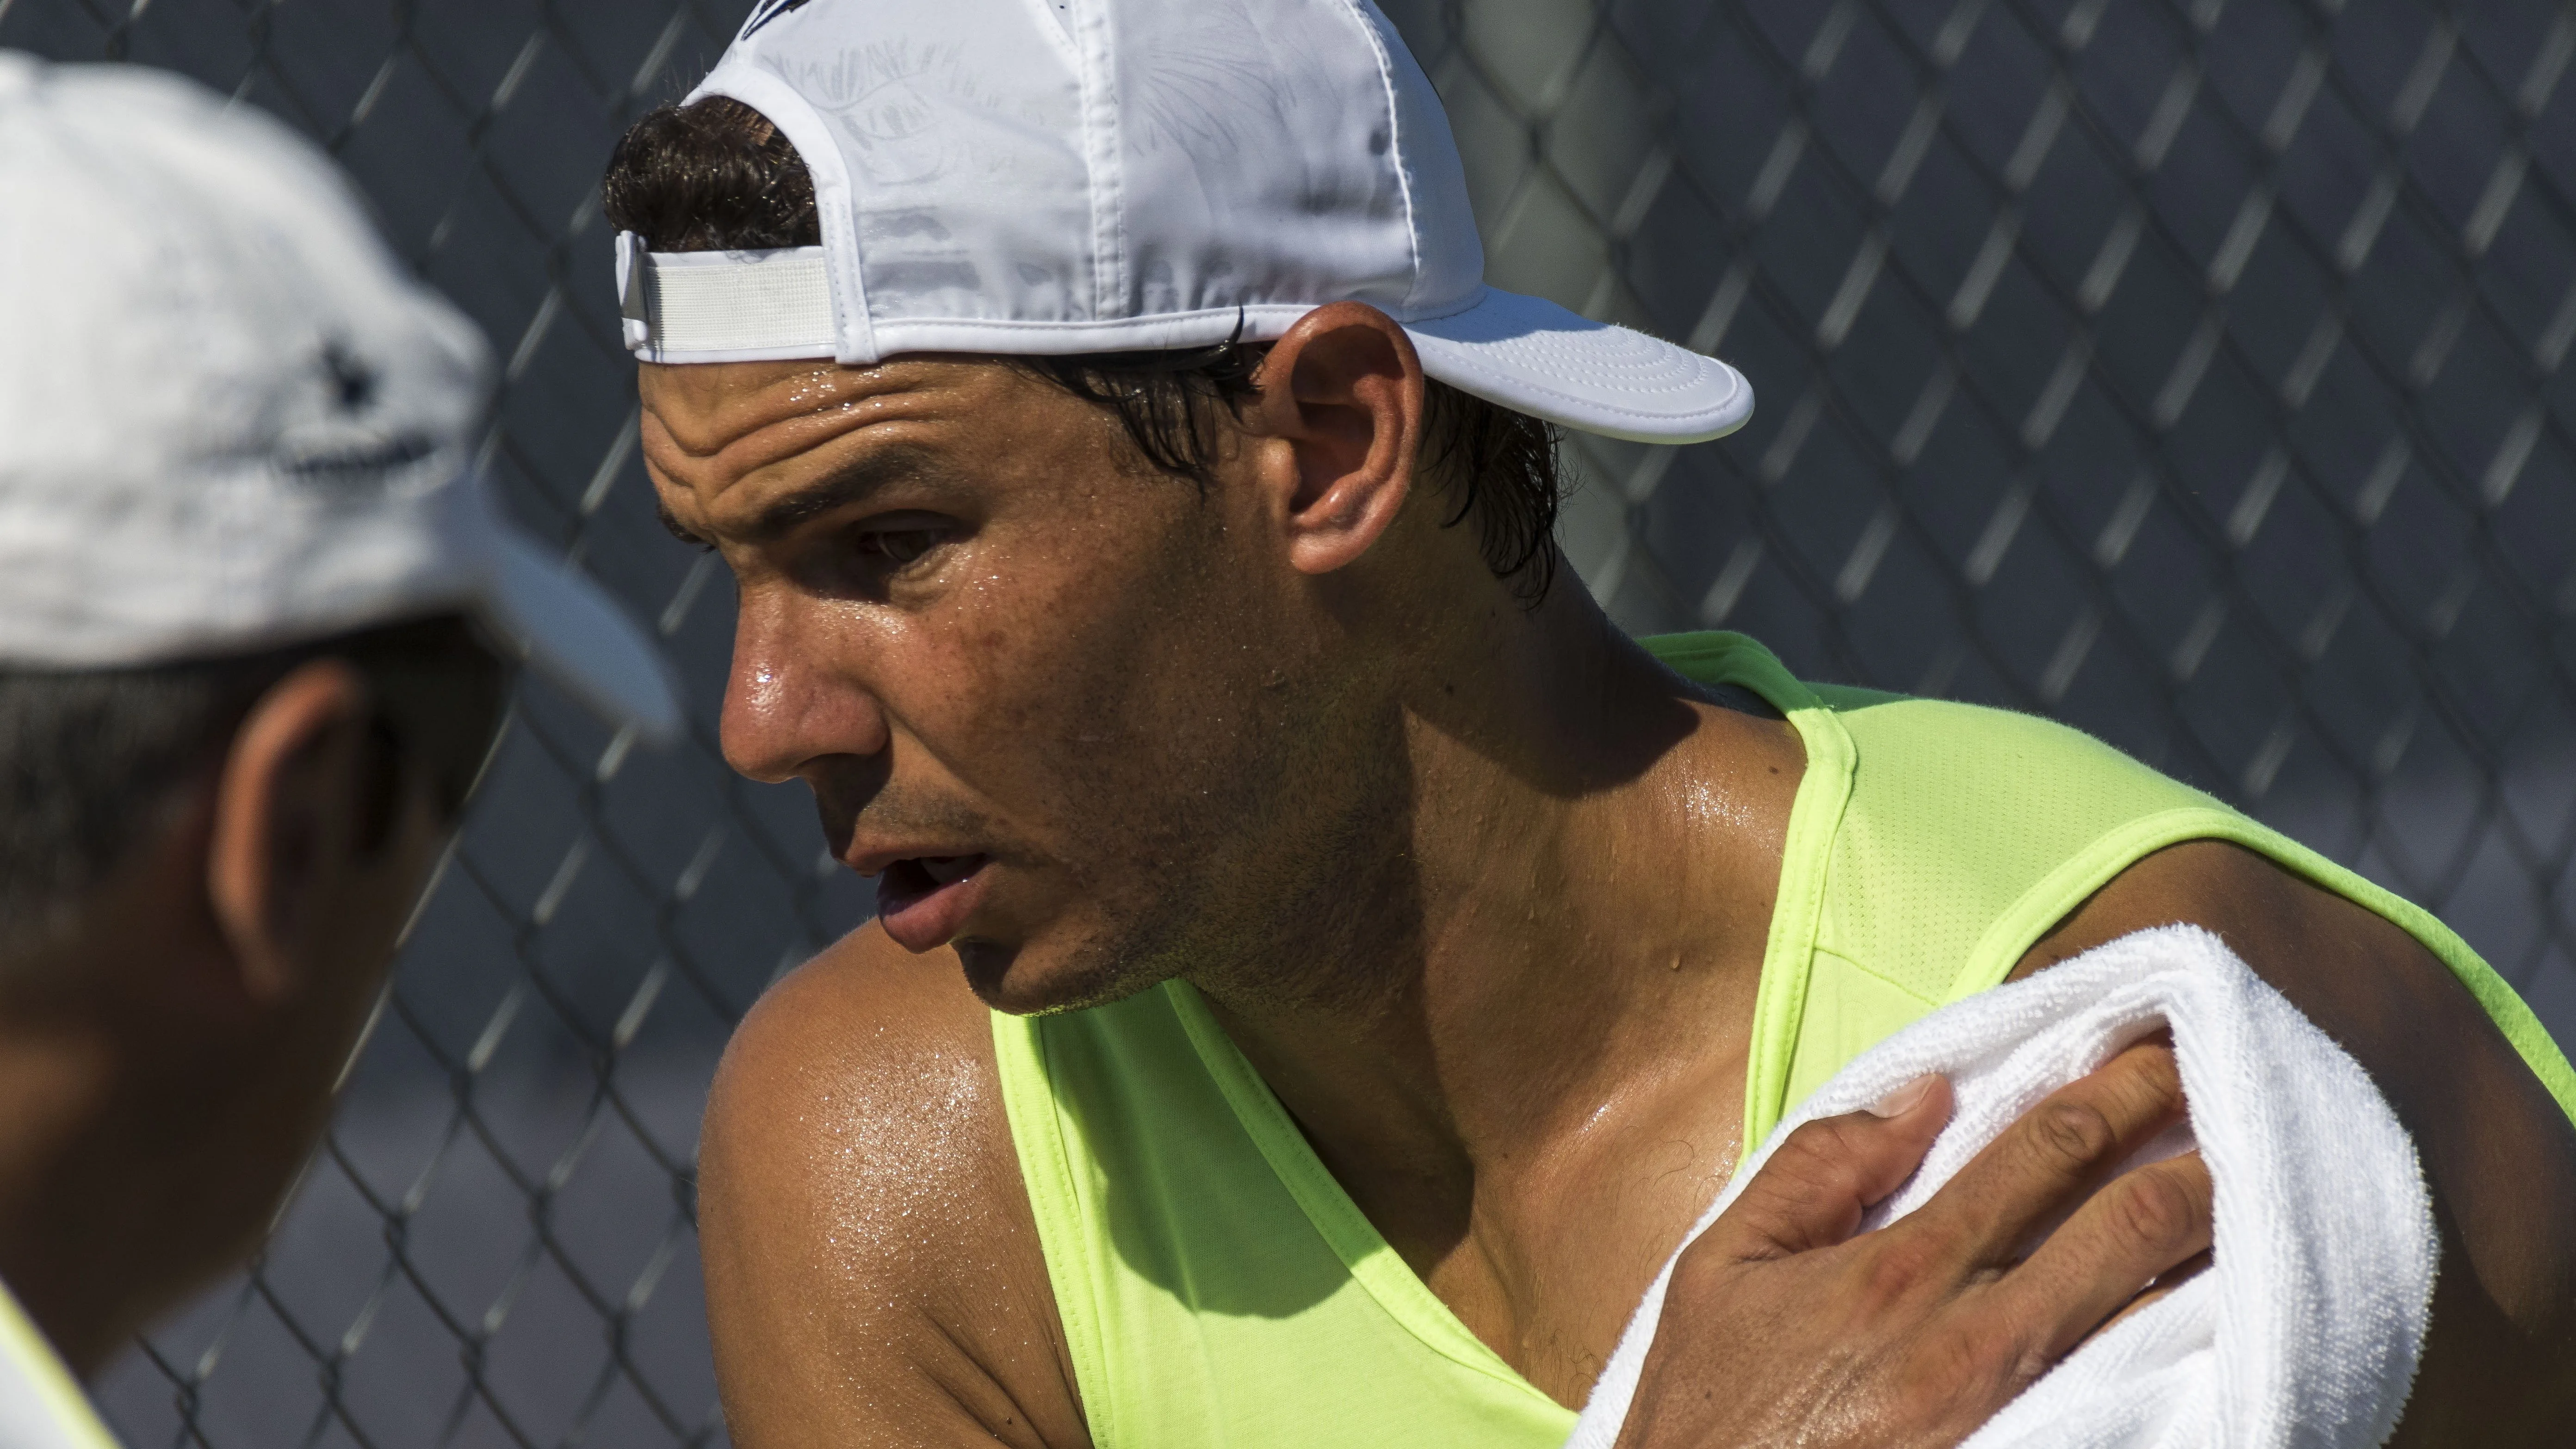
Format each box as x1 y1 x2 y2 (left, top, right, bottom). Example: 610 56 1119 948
603 96 1564 601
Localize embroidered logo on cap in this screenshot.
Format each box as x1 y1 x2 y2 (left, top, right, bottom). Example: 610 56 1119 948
285 340 439 486
741 0 822 37
322 339 378 412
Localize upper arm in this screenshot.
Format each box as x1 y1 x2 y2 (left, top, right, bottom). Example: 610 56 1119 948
699 925 1090 1449
2013 840 2576 1443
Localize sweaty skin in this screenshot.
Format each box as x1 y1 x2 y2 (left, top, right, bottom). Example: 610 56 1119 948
653 304 2576 1447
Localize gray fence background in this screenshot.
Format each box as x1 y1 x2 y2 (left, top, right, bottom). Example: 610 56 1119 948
4 0 2571 1443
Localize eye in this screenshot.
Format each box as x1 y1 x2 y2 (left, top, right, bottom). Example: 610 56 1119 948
860 526 948 567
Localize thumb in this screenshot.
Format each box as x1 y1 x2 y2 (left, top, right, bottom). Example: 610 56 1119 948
1709 1075 1952 1261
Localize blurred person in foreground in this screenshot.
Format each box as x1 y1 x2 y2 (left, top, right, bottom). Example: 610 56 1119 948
607 2 2576 1444
0 54 679 1446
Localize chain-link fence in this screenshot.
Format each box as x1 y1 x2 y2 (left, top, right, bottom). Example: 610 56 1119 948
5 0 2571 1444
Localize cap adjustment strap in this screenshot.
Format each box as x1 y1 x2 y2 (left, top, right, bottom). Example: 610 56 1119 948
617 233 835 360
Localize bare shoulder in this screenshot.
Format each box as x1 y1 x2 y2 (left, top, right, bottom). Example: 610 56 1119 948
2010 839 2533 1080
2007 840 2566 1162
2010 839 2434 1003
701 923 1090 1449
2013 839 2576 1443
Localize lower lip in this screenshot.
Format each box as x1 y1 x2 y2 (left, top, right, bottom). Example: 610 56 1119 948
875 855 992 952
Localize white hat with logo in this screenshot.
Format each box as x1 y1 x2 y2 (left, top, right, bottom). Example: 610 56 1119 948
618 0 1753 445
0 52 682 744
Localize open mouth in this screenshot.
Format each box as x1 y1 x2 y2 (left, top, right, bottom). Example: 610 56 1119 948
874 853 992 953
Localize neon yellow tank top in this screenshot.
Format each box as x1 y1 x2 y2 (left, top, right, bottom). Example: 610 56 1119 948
992 632 2576 1447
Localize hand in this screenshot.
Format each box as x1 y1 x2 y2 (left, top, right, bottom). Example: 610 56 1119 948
1611 1041 2212 1449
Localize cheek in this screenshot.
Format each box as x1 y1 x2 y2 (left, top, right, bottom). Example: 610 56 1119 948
911 573 1156 782
914 508 1281 828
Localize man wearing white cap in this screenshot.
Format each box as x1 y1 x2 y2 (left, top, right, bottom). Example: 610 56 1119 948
614 2 2576 1443
0 54 680 1446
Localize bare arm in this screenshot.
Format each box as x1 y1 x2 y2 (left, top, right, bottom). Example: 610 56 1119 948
698 926 1091 1449
2013 839 2576 1444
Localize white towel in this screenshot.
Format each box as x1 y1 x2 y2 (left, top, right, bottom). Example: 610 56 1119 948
1567 924 2436 1449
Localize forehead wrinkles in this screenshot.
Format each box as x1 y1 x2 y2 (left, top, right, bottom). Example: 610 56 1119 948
642 360 1001 500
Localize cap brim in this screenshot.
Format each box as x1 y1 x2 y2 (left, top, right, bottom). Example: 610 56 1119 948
1402 286 1753 445
484 530 685 747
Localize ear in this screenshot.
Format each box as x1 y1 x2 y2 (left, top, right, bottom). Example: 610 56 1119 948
202 660 382 1007
1239 301 1426 577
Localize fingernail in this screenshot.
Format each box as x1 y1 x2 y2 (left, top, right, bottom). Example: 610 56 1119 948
1869 1075 1939 1118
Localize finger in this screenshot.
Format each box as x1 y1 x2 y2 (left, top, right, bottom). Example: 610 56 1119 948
1990 1150 2215 1363
1711 1075 1953 1261
2078 1246 2212 1348
1911 1038 2187 1265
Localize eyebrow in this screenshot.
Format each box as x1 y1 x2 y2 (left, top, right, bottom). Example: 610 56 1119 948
656 502 707 547
663 445 947 548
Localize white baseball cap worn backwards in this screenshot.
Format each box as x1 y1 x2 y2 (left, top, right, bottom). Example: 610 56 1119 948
619 0 1754 446
0 53 681 744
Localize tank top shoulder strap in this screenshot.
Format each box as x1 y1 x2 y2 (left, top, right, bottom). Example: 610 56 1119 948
1782 691 2220 1109
1641 632 2576 1132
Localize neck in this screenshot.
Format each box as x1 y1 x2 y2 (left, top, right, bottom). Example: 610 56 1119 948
0 985 159 1376
1194 579 1801 1254
0 914 270 1379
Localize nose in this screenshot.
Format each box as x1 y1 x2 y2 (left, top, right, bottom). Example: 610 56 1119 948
719 592 891 785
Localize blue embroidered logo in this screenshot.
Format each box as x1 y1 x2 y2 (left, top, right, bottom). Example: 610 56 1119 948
741 0 822 37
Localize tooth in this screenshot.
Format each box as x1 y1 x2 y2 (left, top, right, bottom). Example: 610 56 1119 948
921 855 973 886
